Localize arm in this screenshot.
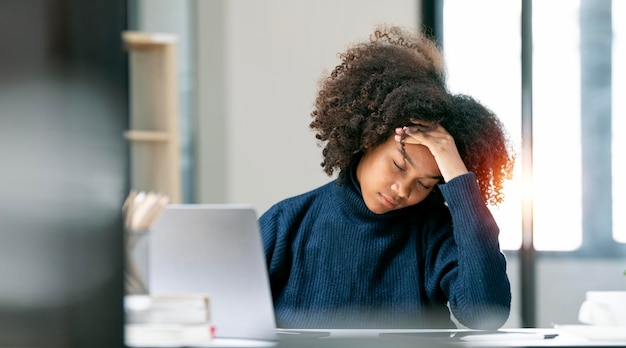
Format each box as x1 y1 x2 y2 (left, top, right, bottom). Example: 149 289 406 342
259 204 291 298
435 173 511 329
397 123 510 327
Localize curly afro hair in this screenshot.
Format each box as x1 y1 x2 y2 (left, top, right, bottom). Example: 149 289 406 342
310 25 515 206
440 94 516 205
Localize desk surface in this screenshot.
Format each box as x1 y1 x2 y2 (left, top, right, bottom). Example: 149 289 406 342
274 328 626 348
127 327 626 348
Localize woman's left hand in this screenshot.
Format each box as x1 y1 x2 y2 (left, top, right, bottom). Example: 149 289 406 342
394 123 469 183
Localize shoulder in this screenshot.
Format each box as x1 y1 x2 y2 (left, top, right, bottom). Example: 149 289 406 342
259 180 337 229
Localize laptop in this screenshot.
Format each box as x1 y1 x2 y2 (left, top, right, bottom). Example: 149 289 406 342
147 204 277 341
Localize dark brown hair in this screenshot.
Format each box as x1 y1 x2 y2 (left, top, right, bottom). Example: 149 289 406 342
310 25 515 205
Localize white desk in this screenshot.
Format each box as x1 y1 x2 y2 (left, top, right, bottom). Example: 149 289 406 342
273 328 626 348
127 327 626 348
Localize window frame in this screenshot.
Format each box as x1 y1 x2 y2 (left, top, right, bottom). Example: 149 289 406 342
429 0 626 327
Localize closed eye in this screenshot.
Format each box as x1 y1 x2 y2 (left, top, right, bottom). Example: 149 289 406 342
418 178 441 190
392 159 406 172
417 181 433 190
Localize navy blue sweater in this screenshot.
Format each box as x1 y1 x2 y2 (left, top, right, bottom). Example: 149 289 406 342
259 170 511 329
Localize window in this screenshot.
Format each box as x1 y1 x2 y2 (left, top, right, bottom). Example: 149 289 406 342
443 0 522 250
442 0 625 252
531 0 581 251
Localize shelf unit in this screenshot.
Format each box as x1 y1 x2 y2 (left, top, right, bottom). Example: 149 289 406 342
122 31 181 203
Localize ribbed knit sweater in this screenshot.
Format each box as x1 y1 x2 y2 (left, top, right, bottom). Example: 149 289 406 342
259 168 511 330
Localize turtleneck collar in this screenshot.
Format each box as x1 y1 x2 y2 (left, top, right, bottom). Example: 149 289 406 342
332 161 415 222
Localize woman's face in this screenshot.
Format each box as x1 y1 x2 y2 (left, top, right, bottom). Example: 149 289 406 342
356 134 443 214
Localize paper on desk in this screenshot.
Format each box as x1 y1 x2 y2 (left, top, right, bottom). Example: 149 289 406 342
124 294 214 346
456 330 558 342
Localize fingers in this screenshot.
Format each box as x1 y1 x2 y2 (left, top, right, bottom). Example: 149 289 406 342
406 120 439 134
394 124 447 146
394 124 469 182
394 127 409 144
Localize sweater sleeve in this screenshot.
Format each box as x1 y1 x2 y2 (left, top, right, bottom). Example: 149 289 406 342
259 205 279 266
435 173 511 329
259 204 291 296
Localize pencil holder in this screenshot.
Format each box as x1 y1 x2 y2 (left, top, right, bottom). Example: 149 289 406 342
125 229 150 295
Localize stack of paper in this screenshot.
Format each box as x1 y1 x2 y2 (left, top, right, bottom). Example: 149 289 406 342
125 294 214 347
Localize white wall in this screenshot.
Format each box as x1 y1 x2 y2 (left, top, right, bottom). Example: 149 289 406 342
194 0 524 329
136 0 626 330
196 0 420 214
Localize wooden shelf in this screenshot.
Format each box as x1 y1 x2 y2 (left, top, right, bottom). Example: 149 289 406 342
123 130 170 142
123 31 177 49
123 31 181 203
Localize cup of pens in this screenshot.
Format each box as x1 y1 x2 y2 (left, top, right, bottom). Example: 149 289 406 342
123 191 170 295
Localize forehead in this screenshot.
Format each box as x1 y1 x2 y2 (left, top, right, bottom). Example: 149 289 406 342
381 136 438 165
401 143 436 166
381 135 441 176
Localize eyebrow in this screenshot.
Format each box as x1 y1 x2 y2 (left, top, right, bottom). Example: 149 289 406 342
397 146 444 181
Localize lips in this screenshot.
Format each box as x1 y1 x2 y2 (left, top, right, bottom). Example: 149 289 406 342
379 193 399 209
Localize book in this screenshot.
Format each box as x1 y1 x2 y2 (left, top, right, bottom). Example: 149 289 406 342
124 294 214 347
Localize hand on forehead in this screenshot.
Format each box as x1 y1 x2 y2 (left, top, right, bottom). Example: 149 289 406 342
396 119 440 145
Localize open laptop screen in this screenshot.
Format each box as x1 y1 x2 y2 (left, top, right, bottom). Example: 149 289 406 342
148 204 277 341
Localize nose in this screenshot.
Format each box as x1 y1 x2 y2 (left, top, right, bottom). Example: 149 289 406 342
391 180 411 199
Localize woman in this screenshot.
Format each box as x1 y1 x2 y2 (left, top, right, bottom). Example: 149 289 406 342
259 25 515 330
